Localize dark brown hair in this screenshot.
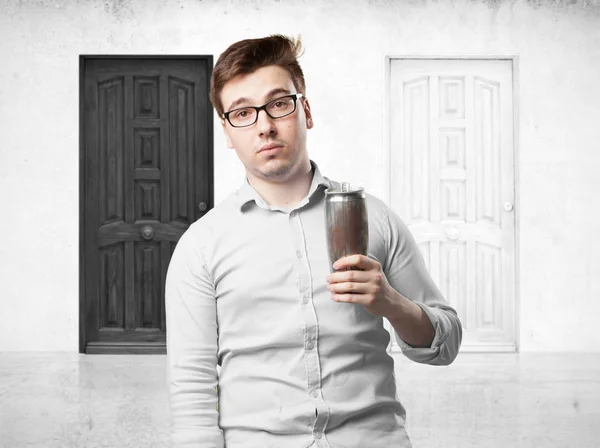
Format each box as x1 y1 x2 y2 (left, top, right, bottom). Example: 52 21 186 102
210 34 306 117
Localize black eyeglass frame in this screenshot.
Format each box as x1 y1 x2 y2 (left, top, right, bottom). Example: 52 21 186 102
222 93 305 128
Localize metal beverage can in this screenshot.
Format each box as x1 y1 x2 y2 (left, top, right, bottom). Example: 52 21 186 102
324 182 369 272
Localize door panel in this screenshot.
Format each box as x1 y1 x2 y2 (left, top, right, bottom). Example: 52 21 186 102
388 59 516 351
81 57 213 354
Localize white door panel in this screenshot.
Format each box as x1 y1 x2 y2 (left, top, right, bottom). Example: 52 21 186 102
388 59 516 351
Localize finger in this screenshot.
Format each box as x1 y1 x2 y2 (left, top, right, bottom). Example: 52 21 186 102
333 254 378 271
332 254 362 270
331 293 362 303
327 269 370 284
327 281 370 294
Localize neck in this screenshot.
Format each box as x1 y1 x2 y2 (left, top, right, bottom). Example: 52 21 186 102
248 161 314 210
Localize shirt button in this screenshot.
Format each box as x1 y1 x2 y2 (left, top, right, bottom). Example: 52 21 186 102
290 211 297 218
302 296 309 304
315 433 322 439
311 390 318 398
296 250 303 259
307 342 315 350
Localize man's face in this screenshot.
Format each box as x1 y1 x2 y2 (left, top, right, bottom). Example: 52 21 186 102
220 65 313 183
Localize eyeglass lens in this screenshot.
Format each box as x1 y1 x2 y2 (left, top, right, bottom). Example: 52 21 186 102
228 96 297 127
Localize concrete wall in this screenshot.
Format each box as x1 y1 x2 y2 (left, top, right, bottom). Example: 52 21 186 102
1 0 599 351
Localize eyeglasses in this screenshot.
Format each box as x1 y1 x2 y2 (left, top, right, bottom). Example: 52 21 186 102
222 93 304 128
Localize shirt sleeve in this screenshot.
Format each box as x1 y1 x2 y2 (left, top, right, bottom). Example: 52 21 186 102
381 205 463 366
165 228 224 448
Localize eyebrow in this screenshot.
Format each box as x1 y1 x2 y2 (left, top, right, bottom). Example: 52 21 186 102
226 87 292 112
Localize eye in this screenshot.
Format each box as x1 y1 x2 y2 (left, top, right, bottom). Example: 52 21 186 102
273 100 287 108
234 109 250 118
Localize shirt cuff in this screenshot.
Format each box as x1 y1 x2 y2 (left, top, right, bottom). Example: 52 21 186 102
394 302 458 365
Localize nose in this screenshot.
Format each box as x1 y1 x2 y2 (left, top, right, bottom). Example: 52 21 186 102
255 109 277 137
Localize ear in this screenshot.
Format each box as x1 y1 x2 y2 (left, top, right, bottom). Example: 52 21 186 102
221 119 234 149
302 98 314 129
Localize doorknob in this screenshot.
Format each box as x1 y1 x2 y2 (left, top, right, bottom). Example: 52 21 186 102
140 225 154 241
446 227 459 241
198 202 208 212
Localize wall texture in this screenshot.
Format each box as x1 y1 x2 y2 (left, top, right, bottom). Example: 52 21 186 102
1 0 599 351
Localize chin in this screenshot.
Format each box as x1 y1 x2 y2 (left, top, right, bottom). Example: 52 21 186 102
258 159 295 180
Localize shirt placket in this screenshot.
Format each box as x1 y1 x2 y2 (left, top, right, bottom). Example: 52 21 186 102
289 209 331 448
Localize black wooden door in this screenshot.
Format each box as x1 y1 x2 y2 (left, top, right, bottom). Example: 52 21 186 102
80 57 213 354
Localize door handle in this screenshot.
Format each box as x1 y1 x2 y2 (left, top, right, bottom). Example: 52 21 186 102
446 227 459 241
140 225 154 241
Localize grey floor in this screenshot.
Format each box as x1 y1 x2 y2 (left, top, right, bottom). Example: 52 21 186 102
0 352 598 448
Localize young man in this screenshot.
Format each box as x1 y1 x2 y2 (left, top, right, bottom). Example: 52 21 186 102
166 35 462 448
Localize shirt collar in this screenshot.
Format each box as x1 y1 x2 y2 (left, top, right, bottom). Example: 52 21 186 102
236 160 331 212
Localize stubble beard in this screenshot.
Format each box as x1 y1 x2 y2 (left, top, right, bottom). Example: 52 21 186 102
253 156 294 181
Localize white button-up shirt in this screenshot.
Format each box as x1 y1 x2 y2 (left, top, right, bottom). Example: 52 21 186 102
166 161 462 448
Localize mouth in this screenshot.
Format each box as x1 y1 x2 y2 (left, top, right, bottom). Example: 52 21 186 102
258 143 284 154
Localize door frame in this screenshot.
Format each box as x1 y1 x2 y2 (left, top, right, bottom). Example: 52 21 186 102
383 55 521 353
78 55 214 354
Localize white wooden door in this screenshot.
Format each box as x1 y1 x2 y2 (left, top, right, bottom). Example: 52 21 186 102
388 59 516 351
